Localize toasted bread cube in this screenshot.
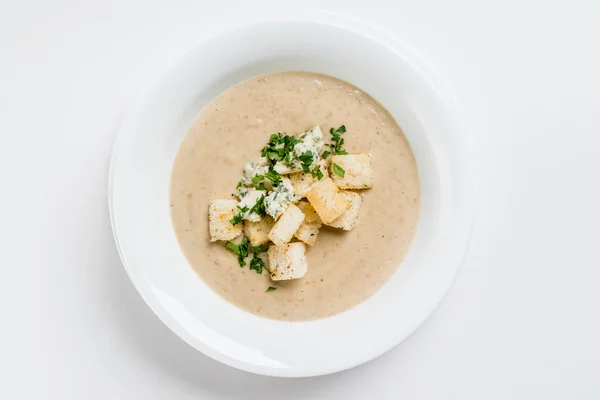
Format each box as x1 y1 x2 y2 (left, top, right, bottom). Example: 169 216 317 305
289 172 315 198
294 200 322 246
267 242 308 280
244 217 275 246
326 191 362 230
268 204 305 245
305 177 350 224
295 200 322 223
294 221 321 246
330 154 373 189
289 160 329 198
208 200 243 241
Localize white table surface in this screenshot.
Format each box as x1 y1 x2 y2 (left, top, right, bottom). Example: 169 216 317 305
2 0 599 398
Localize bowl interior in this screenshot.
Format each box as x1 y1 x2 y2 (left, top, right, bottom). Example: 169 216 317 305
110 18 472 377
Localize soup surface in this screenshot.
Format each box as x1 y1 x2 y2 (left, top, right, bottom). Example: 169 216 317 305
170 71 420 321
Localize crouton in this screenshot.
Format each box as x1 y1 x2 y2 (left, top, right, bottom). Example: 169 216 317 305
208 200 243 241
294 200 322 246
294 221 321 246
330 154 373 189
295 200 322 223
268 203 305 245
289 160 329 198
305 177 350 224
267 242 308 280
326 191 362 231
244 217 275 246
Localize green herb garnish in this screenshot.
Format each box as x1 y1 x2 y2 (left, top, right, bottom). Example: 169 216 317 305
310 165 324 180
251 167 281 188
329 125 347 154
283 135 300 151
225 237 249 267
237 236 249 266
321 150 331 159
268 150 284 162
260 130 334 178
261 133 300 164
332 163 345 178
229 214 243 225
261 133 282 158
249 254 266 274
296 150 313 173
298 151 314 166
225 241 240 255
249 244 269 253
226 236 268 271
229 205 249 225
266 286 277 292
264 166 282 187
248 195 266 217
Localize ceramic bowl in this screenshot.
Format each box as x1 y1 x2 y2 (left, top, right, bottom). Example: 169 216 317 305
109 14 473 377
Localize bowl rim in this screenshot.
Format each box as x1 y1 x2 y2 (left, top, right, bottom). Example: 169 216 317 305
108 13 474 377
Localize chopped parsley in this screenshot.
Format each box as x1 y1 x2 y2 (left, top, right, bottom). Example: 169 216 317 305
225 236 249 267
250 166 282 188
332 163 345 178
229 205 248 225
260 132 300 164
265 286 277 292
249 254 265 274
237 236 249 266
283 135 301 154
248 195 266 217
310 165 324 180
229 213 244 225
261 133 283 160
225 241 240 254
264 166 282 187
328 125 347 154
249 244 269 253
225 236 269 272
321 150 331 159
260 131 323 173
298 150 314 166
298 150 314 173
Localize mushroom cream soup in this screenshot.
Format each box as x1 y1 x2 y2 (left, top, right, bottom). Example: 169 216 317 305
170 72 420 321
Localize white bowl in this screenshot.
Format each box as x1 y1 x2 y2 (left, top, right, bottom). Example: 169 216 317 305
109 14 473 377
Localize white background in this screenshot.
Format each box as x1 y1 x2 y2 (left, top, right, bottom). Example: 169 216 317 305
1 0 599 398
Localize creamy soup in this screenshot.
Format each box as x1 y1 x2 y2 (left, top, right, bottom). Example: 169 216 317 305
170 71 420 321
